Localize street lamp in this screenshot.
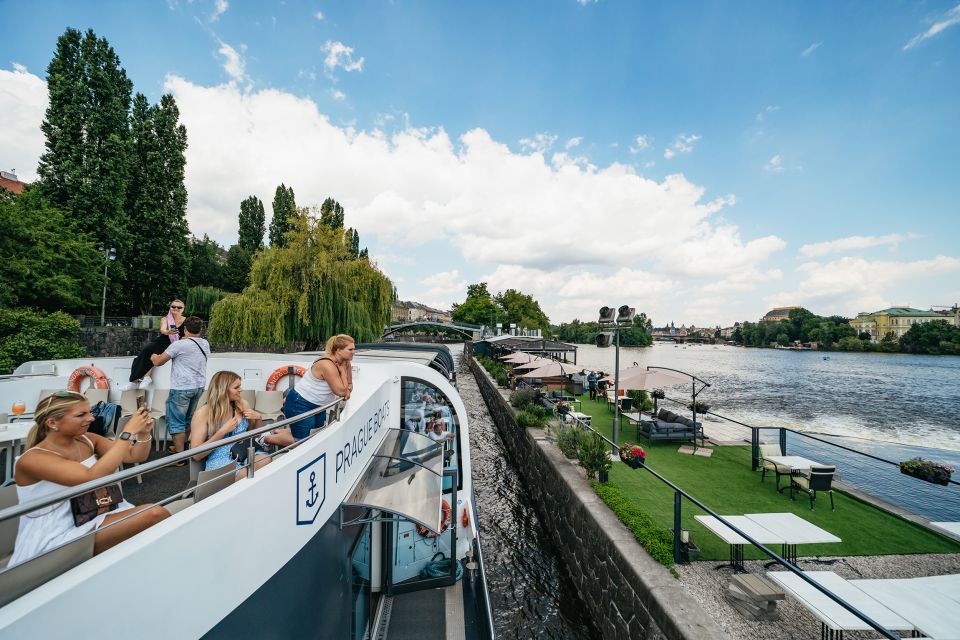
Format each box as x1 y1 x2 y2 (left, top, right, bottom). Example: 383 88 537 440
99 247 116 325
598 305 635 452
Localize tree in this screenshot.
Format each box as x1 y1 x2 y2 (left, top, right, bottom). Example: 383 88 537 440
0 186 102 313
37 28 134 312
124 92 190 314
495 289 551 333
451 283 500 327
0 309 85 374
222 245 253 292
208 210 393 347
188 234 226 289
268 184 297 247
900 320 960 355
238 196 266 252
320 197 344 229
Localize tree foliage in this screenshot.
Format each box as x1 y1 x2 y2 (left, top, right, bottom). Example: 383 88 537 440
0 187 102 312
555 313 653 346
495 289 551 334
268 184 297 247
222 245 253 293
0 309 85 374
188 234 226 289
207 209 393 348
451 283 500 327
320 197 344 229
733 308 856 349
238 195 266 252
185 286 227 320
900 320 960 355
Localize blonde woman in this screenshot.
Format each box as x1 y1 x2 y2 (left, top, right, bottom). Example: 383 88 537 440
11 391 170 566
189 371 272 478
282 334 355 440
122 298 186 390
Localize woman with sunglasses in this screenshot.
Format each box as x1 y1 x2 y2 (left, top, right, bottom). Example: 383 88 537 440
10 391 170 566
122 299 186 390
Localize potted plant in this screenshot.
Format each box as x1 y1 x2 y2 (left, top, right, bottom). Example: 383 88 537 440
687 400 710 413
578 433 611 481
619 445 647 469
899 458 954 486
652 389 666 400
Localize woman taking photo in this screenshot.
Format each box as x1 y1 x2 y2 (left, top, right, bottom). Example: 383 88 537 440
282 334 355 440
189 371 273 478
122 299 186 390
11 392 169 566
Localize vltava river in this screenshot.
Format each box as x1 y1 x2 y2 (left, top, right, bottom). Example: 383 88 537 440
573 342 960 452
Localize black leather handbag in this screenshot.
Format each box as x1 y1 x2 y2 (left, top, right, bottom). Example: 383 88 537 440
70 485 123 527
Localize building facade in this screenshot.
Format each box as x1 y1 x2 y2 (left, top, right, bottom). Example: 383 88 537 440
850 307 946 341
759 306 800 323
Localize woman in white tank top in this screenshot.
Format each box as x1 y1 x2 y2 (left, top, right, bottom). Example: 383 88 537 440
282 334 355 440
10 392 170 566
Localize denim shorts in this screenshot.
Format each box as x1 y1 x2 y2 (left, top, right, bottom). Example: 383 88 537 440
282 387 327 440
166 387 204 434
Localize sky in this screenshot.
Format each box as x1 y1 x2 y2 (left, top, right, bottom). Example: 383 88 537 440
1 1 959 327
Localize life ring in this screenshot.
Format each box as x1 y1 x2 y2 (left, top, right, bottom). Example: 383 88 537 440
416 499 452 538
265 365 306 391
67 365 109 392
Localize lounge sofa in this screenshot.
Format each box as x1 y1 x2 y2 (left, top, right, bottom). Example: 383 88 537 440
637 408 702 444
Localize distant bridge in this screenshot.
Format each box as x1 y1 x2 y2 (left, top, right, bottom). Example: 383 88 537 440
383 320 486 340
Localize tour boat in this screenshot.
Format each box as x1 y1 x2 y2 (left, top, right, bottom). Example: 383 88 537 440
0 344 494 639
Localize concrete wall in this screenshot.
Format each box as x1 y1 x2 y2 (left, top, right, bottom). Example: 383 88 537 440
467 354 726 640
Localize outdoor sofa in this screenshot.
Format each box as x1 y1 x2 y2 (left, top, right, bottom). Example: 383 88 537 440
637 408 703 444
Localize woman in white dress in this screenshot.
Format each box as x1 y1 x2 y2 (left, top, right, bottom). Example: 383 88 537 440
10 391 170 566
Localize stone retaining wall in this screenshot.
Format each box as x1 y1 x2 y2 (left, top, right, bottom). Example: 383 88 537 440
79 328 302 358
467 353 727 640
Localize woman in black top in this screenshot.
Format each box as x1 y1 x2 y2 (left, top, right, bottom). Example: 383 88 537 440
122 300 186 390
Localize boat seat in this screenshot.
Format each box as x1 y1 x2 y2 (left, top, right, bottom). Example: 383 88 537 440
0 531 95 609
254 390 284 422
163 465 236 515
0 484 19 570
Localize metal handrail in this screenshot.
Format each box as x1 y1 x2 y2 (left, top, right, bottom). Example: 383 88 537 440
550 401 899 639
0 398 345 523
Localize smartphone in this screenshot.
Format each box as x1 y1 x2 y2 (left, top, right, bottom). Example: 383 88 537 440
136 395 147 411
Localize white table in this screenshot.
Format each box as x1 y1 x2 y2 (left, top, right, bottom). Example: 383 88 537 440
696 513 841 571
567 411 591 426
855 577 960 640
763 455 824 493
767 571 915 637
0 422 33 484
912 574 960 604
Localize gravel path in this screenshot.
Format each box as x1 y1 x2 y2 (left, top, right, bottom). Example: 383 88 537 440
675 553 960 639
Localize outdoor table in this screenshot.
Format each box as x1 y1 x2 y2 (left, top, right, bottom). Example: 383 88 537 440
694 515 785 571
763 455 824 493
854 578 960 640
766 571 915 638
912 574 960 604
0 422 33 484
567 411 591 427
745 512 841 564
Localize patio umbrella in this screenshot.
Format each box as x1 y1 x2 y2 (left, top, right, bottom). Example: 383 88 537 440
512 358 551 371
501 352 537 363
611 367 689 391
520 361 582 378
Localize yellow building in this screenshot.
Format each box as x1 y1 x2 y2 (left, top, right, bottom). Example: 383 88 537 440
850 307 945 341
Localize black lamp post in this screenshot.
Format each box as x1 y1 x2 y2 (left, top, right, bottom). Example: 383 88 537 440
99 247 116 326
598 305 635 453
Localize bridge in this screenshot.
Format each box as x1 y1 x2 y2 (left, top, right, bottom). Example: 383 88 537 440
383 320 487 340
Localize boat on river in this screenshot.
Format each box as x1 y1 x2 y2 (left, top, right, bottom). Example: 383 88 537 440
0 344 495 639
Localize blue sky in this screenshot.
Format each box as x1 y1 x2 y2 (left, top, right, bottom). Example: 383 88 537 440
2 1 959 326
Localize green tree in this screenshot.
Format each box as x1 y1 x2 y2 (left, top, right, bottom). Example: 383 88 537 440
0 187 102 313
222 245 253 292
495 289 551 333
900 320 960 355
268 184 297 247
208 209 392 347
452 283 500 327
320 197 344 229
0 309 85 374
37 28 134 312
125 92 190 314
620 313 653 346
238 196 266 252
188 234 226 289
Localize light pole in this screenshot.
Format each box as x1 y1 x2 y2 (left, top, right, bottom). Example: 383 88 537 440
99 247 116 325
598 305 635 453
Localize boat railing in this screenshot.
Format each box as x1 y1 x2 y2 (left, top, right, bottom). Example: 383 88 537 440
550 403 902 640
0 397 345 526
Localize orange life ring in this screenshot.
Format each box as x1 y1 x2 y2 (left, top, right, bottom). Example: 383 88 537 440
417 499 452 538
265 365 306 391
67 365 109 392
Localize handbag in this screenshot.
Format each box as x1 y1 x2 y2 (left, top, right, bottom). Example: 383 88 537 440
70 485 123 527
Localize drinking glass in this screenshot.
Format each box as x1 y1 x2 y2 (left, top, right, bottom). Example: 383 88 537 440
11 401 26 416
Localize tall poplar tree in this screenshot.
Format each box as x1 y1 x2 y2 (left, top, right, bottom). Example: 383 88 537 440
320 197 344 229
268 184 297 247
238 196 265 252
125 93 190 313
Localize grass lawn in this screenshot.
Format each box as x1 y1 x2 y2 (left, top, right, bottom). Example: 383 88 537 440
569 392 960 561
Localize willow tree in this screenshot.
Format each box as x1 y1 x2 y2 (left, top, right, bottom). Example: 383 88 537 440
207 209 392 348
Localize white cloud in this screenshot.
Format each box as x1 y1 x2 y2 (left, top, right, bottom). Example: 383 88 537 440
217 40 249 85
629 135 650 154
419 270 466 308
518 132 557 154
904 4 960 51
700 268 783 294
0 63 48 182
322 41 364 73
763 154 783 173
771 255 960 315
565 136 582 149
798 233 919 258
211 0 228 22
801 41 822 57
663 133 700 159
330 89 346 101
297 69 317 81
314 10 325 21
755 105 780 121
576 0 599 5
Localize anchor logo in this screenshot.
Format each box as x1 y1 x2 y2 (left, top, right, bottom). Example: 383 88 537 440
296 454 326 525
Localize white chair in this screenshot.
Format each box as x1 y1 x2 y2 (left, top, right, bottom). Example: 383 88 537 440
164 465 234 515
0 484 20 569
83 388 109 405
148 389 170 452
759 443 789 490
241 389 256 409
254 390 284 422
117 389 145 432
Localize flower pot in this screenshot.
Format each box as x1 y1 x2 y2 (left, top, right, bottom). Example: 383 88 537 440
598 469 609 484
900 467 951 486
619 456 644 469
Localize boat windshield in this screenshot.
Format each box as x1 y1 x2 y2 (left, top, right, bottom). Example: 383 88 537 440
400 378 461 491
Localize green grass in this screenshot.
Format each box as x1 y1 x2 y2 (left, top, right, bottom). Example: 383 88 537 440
574 392 960 562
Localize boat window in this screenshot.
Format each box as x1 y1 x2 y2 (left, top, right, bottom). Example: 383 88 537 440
400 378 462 492
351 521 372 640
